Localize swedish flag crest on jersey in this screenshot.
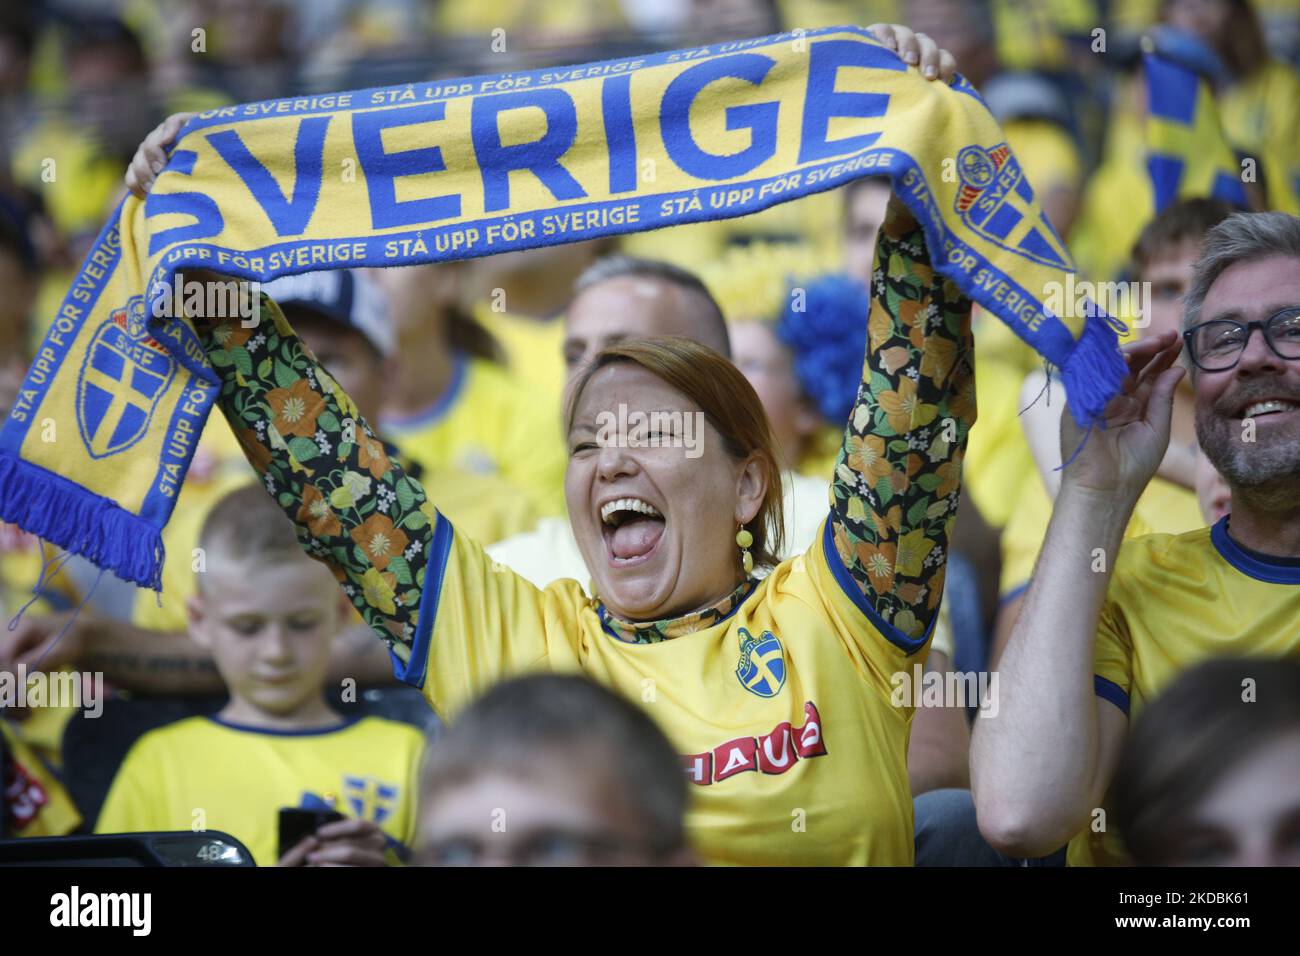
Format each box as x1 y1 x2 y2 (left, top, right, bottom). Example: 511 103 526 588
954 143 1071 270
736 627 786 698
75 296 175 459
342 775 400 825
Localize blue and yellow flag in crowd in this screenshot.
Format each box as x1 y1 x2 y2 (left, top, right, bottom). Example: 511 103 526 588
1143 50 1248 211
0 25 1128 591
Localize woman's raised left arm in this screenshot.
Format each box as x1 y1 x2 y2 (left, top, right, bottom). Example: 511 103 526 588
829 197 976 641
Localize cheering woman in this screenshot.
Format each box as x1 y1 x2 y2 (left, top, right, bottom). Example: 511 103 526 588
128 24 969 865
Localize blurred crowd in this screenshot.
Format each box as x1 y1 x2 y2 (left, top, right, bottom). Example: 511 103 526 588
1 0 1299 868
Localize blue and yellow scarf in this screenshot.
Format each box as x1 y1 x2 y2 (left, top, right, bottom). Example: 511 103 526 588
0 25 1126 590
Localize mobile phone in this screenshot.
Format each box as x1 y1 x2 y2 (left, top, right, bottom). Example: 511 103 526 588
278 807 346 859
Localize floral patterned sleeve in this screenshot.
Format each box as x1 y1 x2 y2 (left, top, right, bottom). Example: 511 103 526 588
202 296 431 663
830 202 976 642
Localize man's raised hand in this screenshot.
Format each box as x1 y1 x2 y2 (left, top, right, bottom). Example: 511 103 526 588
1059 330 1186 499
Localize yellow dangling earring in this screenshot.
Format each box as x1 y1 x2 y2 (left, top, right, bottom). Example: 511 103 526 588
736 527 754 575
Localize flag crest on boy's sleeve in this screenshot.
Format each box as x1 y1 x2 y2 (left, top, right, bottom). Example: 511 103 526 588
1142 50 1248 212
0 25 1128 592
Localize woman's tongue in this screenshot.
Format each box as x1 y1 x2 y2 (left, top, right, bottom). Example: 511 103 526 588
609 515 665 561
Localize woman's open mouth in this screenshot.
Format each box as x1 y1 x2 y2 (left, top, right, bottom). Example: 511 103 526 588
599 496 666 567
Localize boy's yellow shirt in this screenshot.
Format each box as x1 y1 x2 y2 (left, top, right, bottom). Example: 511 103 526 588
96 714 425 866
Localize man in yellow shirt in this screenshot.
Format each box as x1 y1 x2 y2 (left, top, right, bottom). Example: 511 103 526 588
992 199 1234 660
972 211 1300 864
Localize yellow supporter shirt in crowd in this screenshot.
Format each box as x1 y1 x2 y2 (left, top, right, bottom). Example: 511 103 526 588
1 719 81 837
470 303 567 409
1070 87 1152 285
1 525 84 775
96 715 425 866
999 473 1203 603
434 0 627 35
1068 517 1300 866
963 348 1036 530
399 515 925 866
1220 59 1300 214
1 523 79 619
380 353 567 524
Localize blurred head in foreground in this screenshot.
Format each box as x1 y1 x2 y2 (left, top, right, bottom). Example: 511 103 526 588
1112 657 1300 866
416 674 693 866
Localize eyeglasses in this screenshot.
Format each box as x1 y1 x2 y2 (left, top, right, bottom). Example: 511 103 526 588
1183 307 1300 372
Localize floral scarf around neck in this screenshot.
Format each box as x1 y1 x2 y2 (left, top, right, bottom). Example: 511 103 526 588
596 577 759 645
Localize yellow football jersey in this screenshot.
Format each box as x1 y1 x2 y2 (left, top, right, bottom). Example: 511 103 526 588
1 719 81 837
1069 519 1300 866
471 303 567 410
96 715 425 866
380 354 567 523
1220 59 1300 214
398 513 930 866
999 473 1203 603
0 527 83 776
434 0 627 34
0 522 80 619
962 348 1035 530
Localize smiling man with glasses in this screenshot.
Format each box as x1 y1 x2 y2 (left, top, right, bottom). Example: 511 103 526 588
1184 307 1300 374
970 211 1300 867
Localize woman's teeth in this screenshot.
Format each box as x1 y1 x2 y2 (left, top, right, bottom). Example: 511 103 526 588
600 497 662 524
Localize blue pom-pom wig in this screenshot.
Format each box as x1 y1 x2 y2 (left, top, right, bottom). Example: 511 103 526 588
774 273 872 426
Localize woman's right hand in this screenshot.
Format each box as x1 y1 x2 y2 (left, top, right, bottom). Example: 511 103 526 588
125 112 197 198
867 23 958 82
869 23 958 224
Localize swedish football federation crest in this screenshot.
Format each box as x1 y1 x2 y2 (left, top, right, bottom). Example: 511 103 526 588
75 296 175 459
954 143 1072 270
736 627 786 698
343 775 399 825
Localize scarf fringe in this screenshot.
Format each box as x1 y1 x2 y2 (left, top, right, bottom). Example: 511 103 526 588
1057 314 1127 429
0 454 164 591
